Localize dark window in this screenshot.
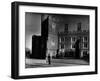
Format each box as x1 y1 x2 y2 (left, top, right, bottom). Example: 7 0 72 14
72 37 76 42
61 37 64 42
83 51 87 56
84 43 88 48
65 37 67 41
77 22 81 31
84 37 88 41
64 24 68 32
72 44 75 48
61 44 64 49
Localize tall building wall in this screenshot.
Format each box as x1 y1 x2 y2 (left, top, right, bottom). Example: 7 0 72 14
42 15 57 57
58 31 89 58
31 14 89 58
32 36 47 59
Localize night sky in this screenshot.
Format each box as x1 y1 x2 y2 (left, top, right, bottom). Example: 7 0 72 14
25 13 89 51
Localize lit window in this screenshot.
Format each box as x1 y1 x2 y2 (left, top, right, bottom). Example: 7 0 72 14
52 23 56 29
59 38 61 42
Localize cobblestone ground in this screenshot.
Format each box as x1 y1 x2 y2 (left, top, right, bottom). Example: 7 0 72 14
25 58 89 68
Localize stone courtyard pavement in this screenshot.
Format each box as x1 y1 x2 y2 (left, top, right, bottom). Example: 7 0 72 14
25 58 89 68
